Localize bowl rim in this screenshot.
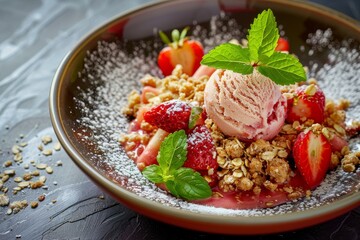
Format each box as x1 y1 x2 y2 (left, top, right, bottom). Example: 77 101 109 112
49 0 360 234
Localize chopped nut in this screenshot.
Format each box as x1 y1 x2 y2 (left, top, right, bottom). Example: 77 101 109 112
46 166 53 174
18 181 30 189
36 163 48 170
56 160 63 166
41 135 53 145
38 194 46 202
22 173 32 181
39 176 47 183
31 170 40 176
4 169 15 176
0 194 10 206
30 201 38 208
14 177 23 183
38 144 44 151
42 149 53 156
30 181 44 189
54 142 62 151
9 200 28 213
3 160 12 167
14 153 23 162
12 145 21 154
19 142 28 147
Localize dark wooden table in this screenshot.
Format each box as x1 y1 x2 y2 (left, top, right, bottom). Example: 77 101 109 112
0 0 359 239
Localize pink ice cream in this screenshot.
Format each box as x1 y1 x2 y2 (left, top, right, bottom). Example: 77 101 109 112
204 69 287 141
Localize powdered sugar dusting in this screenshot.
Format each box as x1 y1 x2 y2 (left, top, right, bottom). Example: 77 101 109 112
72 14 359 217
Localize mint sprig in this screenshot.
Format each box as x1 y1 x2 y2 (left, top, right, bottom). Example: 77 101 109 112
201 9 306 85
142 130 212 200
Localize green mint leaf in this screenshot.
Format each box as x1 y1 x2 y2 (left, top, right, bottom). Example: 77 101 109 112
171 168 212 200
201 43 253 74
142 164 165 183
156 130 187 173
165 181 179 198
257 51 306 85
248 9 279 61
188 106 203 129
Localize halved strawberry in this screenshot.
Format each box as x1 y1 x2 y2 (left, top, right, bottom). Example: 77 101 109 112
275 37 290 52
158 27 204 76
287 84 325 123
293 130 332 189
143 100 192 133
184 125 218 172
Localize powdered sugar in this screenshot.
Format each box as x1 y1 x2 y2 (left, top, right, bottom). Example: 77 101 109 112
72 14 360 217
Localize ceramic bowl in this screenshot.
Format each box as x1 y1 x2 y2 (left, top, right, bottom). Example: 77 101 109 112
50 0 360 234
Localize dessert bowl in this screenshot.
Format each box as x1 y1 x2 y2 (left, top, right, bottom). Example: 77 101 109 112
49 0 360 235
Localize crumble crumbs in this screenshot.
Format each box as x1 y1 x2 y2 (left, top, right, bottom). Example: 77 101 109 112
120 65 360 202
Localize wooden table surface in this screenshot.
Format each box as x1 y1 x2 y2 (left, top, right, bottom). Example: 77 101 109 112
0 0 359 239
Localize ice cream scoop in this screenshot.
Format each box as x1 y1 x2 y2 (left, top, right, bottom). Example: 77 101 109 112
204 69 287 141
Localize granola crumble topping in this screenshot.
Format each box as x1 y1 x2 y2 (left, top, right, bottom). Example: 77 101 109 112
120 66 360 204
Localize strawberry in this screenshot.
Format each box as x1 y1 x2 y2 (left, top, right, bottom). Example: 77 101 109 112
275 37 290 52
143 100 192 132
184 125 218 172
293 130 332 189
287 84 325 123
137 129 169 171
158 27 204 76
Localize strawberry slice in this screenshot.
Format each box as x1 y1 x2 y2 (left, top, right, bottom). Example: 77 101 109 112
143 100 192 133
158 27 204 76
137 129 169 171
293 130 332 189
287 84 325 123
184 125 218 172
275 37 290 52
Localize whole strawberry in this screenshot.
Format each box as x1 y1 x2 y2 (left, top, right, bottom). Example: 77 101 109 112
158 27 204 76
184 125 218 172
287 84 325 123
293 130 332 189
143 100 192 133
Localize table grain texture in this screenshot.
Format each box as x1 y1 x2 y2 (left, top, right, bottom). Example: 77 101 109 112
0 0 359 239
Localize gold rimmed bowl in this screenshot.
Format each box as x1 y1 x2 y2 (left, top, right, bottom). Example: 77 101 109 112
50 0 360 234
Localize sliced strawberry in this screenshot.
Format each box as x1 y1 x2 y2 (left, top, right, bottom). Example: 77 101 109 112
287 84 325 123
275 37 290 52
192 65 216 79
143 100 192 133
137 129 169 171
328 134 348 152
293 130 332 189
184 125 218 172
158 27 204 76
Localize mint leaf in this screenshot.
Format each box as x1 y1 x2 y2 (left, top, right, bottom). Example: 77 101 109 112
200 43 253 74
257 52 306 85
156 130 187 172
142 165 165 183
142 130 213 201
165 181 179 198
188 106 203 129
248 9 279 61
171 168 212 200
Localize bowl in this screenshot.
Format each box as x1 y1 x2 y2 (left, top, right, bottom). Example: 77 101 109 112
49 0 360 235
